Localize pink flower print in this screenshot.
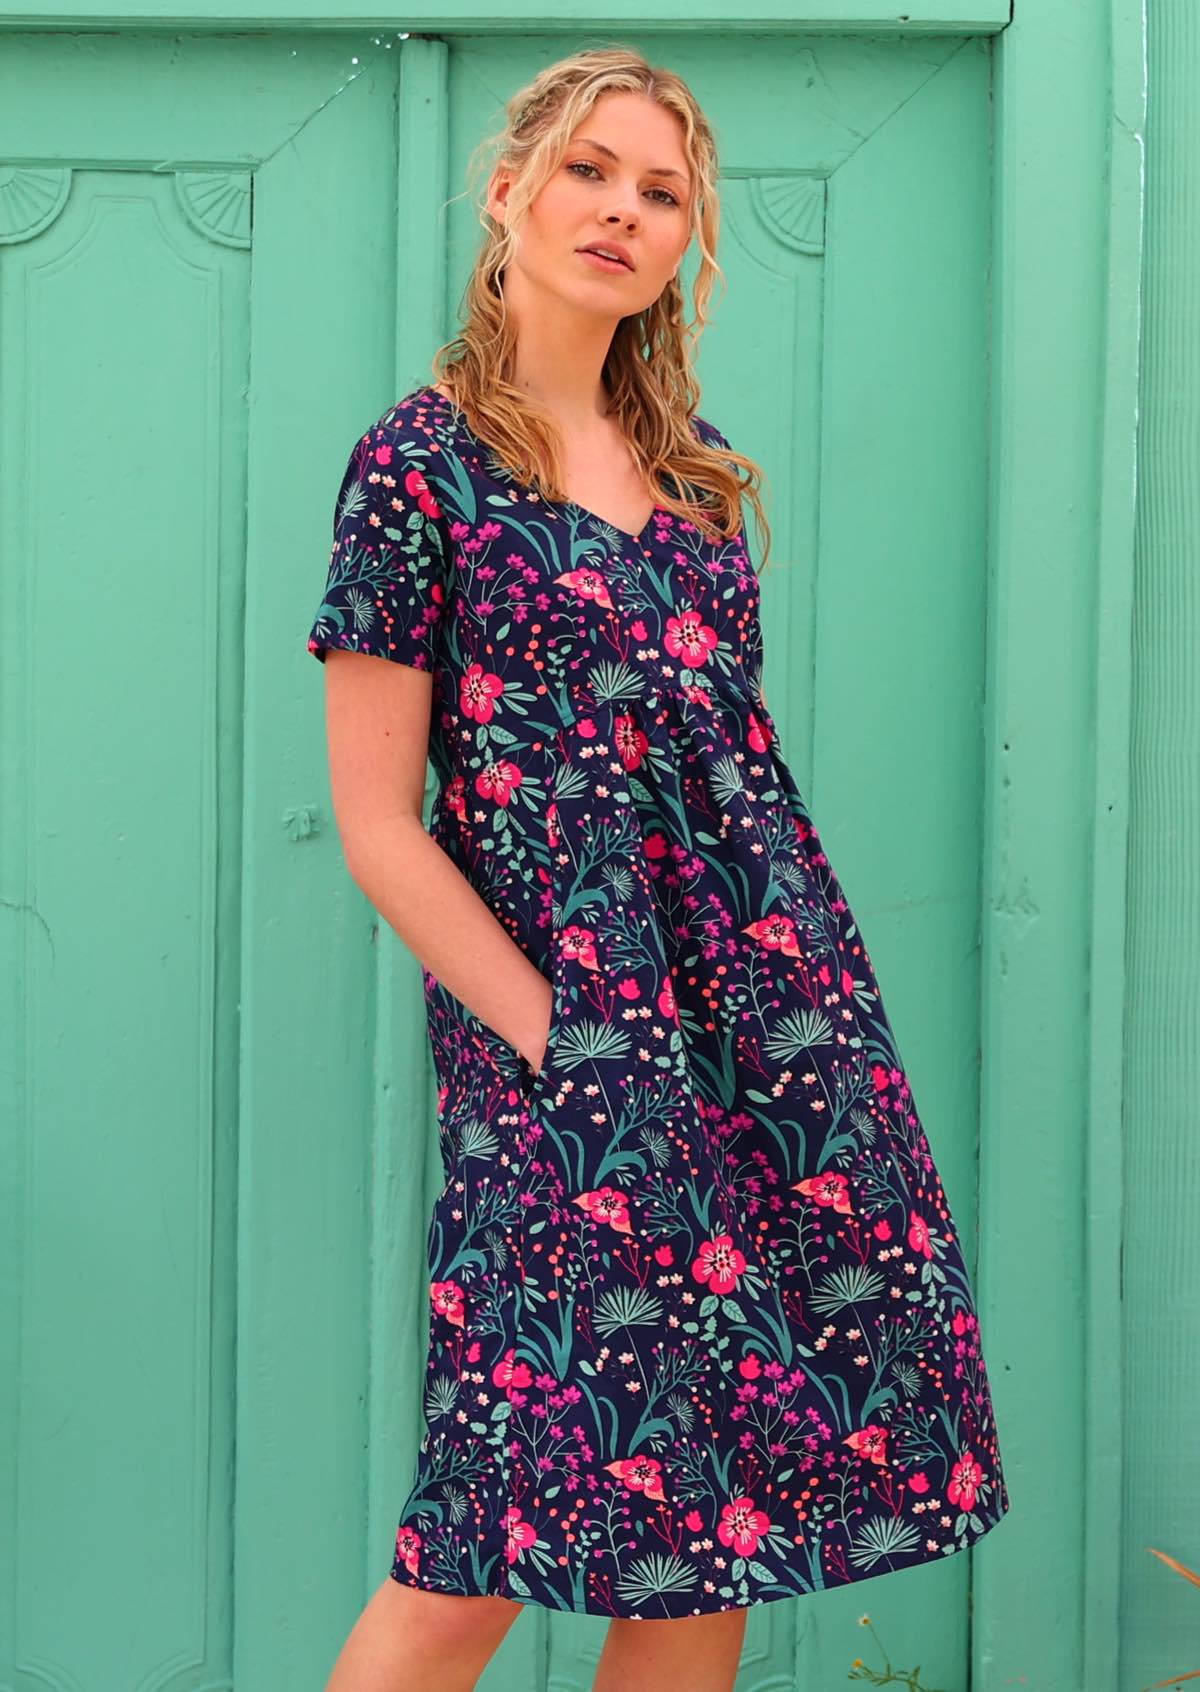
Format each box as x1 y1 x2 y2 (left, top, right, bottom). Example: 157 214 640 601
492 1347 534 1391
844 1423 890 1466
738 1353 763 1380
841 967 856 999
907 1470 931 1494
742 913 802 958
555 565 615 609
431 1279 466 1328
547 800 560 849
573 1186 634 1234
684 1509 705 1533
657 979 679 1021
394 1522 422 1574
792 1170 855 1216
908 1210 935 1259
747 709 772 753
460 661 505 724
402 463 442 520
605 1453 667 1502
475 759 523 806
503 1506 538 1564
718 1495 773 1557
948 1450 984 1510
643 830 670 861
653 1243 674 1266
562 924 600 970
614 712 649 772
682 682 715 709
664 610 719 666
444 774 467 820
691 1232 748 1295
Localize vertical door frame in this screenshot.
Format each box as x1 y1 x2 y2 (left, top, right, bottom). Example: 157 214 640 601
981 4 1144 1692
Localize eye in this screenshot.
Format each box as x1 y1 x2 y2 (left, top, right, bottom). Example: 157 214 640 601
566 159 680 208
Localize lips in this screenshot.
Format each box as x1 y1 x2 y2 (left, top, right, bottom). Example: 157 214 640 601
578 242 634 270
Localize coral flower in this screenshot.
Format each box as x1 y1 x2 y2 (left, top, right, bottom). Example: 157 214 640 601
691 1233 748 1295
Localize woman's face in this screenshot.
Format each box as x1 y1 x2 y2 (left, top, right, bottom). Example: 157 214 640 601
491 91 694 318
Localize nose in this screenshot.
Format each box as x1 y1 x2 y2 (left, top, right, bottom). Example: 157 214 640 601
601 195 638 229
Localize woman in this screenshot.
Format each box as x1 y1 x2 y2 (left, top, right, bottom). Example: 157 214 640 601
308 44 1010 1692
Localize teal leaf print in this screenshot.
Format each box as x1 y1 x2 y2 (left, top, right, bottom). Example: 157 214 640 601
848 1515 924 1569
616 1554 698 1603
764 1007 835 1059
810 1264 889 1316
594 1285 665 1337
554 1018 633 1071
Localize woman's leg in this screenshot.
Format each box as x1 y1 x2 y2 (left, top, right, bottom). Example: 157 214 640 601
591 1608 749 1692
323 1576 524 1692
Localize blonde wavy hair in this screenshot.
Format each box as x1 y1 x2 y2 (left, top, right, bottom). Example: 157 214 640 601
429 44 773 570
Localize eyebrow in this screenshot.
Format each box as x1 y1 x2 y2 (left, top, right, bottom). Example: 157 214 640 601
572 137 690 186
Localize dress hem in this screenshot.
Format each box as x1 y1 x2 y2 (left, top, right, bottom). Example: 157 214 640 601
387 1497 1010 1620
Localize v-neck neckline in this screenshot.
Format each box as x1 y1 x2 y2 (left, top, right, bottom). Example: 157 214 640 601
559 496 659 544
417 383 660 545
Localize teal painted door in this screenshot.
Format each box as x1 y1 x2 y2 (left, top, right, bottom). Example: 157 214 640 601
1 29 994 1690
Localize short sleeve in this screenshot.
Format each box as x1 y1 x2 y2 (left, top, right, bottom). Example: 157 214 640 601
306 420 451 671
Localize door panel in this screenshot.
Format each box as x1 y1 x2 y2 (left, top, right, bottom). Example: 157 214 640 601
0 31 403 1690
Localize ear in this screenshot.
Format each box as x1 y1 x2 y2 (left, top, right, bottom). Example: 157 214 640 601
486 164 513 225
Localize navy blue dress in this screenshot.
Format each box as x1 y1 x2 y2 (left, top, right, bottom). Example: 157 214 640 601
307 383 1010 1618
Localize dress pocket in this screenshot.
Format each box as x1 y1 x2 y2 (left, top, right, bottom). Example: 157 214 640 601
517 941 566 1111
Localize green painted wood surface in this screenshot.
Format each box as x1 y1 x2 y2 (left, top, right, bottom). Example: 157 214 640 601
0 6 1154 1689
0 2 1013 33
1121 6 1199 1692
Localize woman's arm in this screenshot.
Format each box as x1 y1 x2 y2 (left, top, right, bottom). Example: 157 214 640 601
321 647 553 1072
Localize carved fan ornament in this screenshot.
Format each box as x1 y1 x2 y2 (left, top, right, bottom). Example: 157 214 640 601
0 166 72 245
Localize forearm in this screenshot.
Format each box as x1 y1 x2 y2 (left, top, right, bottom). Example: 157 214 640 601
344 814 552 1067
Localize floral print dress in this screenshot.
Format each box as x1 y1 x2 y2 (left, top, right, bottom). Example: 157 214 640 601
306 383 1010 1620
